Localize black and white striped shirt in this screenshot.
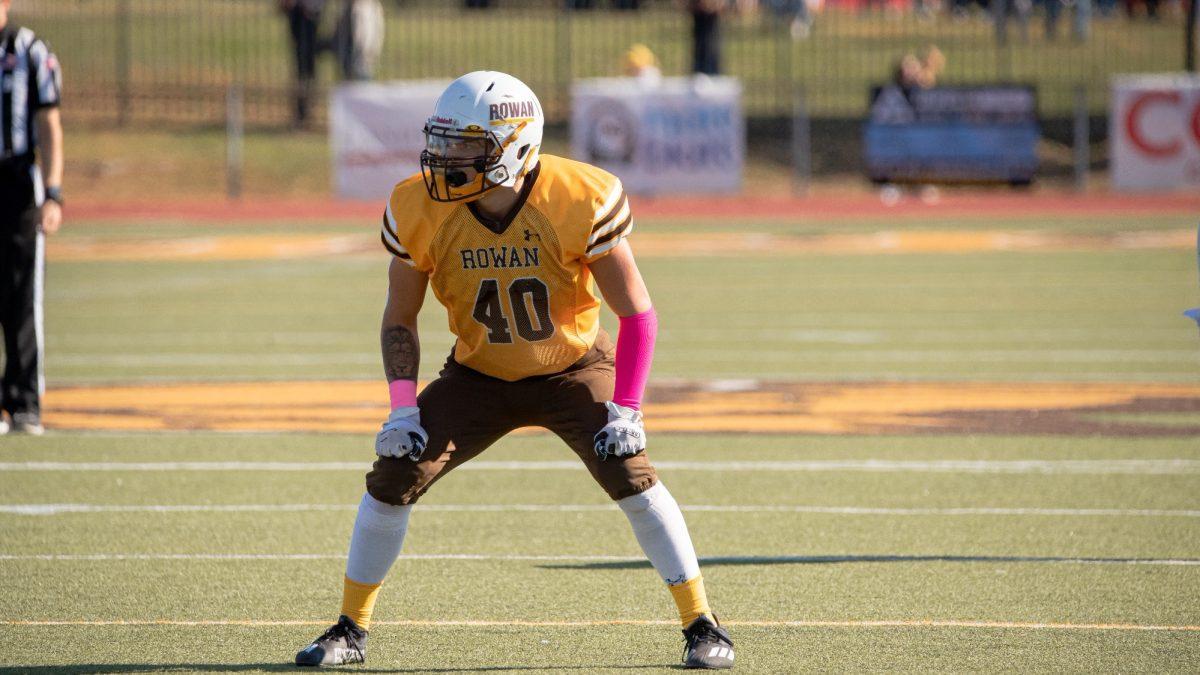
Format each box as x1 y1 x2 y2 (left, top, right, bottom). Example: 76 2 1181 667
1 24 61 161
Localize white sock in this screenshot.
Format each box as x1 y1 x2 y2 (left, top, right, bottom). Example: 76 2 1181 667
617 481 701 585
345 492 411 584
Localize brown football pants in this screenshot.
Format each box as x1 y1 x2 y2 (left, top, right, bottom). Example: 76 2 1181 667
366 332 658 505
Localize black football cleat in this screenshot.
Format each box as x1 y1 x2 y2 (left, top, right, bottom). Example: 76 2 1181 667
295 615 368 667
682 614 735 669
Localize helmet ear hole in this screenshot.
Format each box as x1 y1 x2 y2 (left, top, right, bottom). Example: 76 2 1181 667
517 144 530 160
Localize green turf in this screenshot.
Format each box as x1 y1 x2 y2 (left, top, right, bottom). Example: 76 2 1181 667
0 624 1193 673
45 223 1199 382
4 214 1199 671
2 432 1199 670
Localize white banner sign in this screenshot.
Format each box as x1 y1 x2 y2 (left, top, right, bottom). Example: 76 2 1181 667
1110 74 1200 191
330 80 447 200
571 77 744 195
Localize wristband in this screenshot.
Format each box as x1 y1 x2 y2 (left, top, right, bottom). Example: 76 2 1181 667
388 379 417 410
45 186 63 205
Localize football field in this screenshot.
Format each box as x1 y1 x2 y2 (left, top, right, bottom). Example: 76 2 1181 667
1 200 1199 672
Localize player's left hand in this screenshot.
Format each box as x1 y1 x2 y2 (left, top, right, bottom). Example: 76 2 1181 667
593 401 645 461
40 201 62 235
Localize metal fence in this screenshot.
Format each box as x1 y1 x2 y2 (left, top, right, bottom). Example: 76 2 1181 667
16 0 1189 128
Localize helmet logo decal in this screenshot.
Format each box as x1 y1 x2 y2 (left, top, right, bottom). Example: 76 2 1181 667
489 100 539 121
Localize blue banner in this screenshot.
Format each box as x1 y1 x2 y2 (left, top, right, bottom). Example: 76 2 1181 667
864 85 1040 184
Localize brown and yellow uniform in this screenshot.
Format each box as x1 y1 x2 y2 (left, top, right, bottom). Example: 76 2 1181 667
381 154 632 381
368 155 656 506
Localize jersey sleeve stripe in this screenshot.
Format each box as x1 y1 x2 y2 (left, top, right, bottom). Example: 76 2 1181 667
380 212 408 252
587 199 631 245
382 229 409 257
380 212 412 260
592 179 625 222
585 221 634 260
383 204 399 238
586 213 633 254
591 192 628 235
380 232 414 262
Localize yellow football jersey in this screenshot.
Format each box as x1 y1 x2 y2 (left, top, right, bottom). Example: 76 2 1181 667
381 154 633 382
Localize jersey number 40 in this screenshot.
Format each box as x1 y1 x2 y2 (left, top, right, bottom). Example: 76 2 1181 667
472 277 554 344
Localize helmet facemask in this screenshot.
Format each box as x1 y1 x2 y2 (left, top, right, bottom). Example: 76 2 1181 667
419 125 508 203
420 72 544 203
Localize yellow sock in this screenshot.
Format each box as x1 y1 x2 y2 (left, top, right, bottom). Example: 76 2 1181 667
341 576 382 631
668 574 712 627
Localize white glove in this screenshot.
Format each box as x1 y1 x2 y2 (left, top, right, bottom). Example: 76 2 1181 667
593 401 646 461
375 406 429 461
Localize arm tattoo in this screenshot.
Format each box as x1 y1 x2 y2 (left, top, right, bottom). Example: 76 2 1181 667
381 325 419 382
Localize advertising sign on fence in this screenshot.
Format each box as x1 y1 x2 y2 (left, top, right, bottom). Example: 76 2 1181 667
330 80 446 200
571 77 744 195
1110 74 1200 191
863 85 1040 184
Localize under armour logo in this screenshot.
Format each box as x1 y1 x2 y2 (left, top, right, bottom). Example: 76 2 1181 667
524 229 541 242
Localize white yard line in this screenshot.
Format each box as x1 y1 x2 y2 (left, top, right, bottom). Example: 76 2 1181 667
2 503 1198 517
1 459 1197 474
2 618 1198 631
49 353 381 367
0 553 1196 566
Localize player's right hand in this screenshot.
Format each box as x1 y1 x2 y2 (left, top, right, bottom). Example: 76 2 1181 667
375 406 428 461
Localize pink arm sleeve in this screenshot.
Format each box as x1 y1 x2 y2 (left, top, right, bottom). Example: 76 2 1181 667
612 308 658 410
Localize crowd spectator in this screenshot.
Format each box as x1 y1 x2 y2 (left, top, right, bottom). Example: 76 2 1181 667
333 0 385 81
280 0 325 126
622 43 663 86
1123 0 1162 18
885 45 946 204
1044 0 1091 41
766 0 813 39
892 44 944 91
686 0 725 75
564 0 642 7
992 0 1032 44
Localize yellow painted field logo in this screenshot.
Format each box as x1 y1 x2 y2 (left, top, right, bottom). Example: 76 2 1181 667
43 381 1200 436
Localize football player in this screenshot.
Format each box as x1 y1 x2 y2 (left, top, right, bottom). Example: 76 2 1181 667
295 71 735 670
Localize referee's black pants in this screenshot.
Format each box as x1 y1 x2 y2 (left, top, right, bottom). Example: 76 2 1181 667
0 159 44 419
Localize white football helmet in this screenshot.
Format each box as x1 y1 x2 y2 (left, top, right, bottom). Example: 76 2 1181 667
420 71 544 202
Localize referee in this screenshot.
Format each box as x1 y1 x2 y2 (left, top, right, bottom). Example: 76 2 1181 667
1 0 62 436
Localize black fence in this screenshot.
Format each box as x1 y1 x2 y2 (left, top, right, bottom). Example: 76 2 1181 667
16 0 1189 128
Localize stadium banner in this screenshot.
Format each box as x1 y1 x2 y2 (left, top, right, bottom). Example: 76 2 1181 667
1110 74 1200 192
330 80 448 200
863 85 1040 184
571 77 744 195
